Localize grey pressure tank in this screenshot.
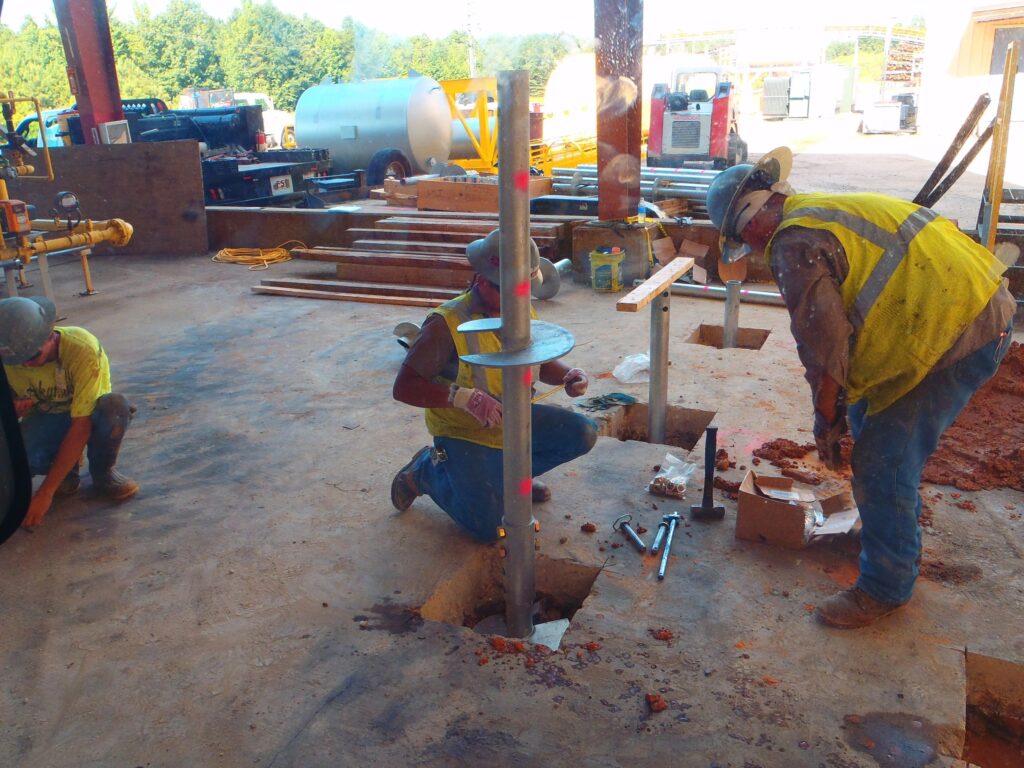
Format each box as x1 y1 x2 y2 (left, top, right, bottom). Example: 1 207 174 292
294 76 452 175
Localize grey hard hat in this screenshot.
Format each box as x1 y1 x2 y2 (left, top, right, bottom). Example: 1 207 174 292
466 229 543 289
706 146 792 263
0 296 57 365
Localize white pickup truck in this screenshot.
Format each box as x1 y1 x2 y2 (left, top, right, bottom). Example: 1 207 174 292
231 93 293 148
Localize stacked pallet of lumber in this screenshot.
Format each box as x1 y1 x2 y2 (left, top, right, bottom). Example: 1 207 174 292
252 211 586 306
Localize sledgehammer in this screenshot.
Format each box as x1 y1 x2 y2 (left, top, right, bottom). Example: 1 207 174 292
691 425 725 521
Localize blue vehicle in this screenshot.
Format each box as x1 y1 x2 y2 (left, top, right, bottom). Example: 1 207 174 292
15 108 73 148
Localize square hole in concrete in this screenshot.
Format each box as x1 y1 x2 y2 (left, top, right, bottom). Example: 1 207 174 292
687 323 770 350
596 403 716 451
419 549 600 641
963 652 1024 768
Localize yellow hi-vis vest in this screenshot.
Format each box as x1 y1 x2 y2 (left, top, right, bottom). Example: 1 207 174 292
770 192 1006 414
423 293 537 449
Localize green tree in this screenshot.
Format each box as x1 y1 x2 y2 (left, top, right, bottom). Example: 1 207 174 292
130 0 223 99
219 0 308 109
1 20 71 114
512 33 570 95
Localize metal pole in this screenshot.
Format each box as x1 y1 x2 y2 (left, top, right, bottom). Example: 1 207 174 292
498 70 535 639
649 290 669 444
654 280 786 307
723 279 741 348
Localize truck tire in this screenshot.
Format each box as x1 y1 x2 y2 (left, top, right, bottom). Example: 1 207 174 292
726 133 748 167
367 149 412 186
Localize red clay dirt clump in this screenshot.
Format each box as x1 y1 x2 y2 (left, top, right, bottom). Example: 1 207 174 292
753 438 817 462
921 342 1024 492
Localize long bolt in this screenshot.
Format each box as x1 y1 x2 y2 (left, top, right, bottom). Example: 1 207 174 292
613 514 646 553
658 512 681 581
650 520 669 554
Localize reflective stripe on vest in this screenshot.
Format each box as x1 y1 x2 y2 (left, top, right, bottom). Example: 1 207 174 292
784 205 939 331
447 300 490 392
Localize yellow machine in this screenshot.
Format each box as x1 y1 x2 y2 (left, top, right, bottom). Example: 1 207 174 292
440 78 600 176
0 93 133 302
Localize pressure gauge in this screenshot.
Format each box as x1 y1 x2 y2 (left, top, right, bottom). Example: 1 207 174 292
55 191 80 215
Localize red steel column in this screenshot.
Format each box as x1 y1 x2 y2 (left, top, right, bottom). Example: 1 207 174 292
54 0 125 144
594 0 644 221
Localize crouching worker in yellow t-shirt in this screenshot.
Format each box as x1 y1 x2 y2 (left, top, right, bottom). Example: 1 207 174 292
0 296 139 529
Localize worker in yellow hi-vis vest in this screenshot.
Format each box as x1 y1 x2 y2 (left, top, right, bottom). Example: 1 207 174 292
391 230 597 542
707 147 1016 629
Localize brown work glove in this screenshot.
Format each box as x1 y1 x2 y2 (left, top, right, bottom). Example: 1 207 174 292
813 406 848 470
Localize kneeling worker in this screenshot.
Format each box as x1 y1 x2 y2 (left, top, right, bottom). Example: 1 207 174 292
706 147 1015 628
391 230 598 542
1 296 139 529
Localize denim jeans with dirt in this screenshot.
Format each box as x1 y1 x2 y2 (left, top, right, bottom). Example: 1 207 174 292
848 325 1013 606
411 403 598 542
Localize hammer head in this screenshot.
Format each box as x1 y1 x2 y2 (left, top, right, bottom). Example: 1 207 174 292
690 504 725 521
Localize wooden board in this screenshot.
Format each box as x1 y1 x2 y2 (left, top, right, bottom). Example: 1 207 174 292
252 285 445 307
351 239 469 256
616 257 695 312
292 248 474 271
258 277 460 300
376 218 563 237
346 228 560 247
416 176 553 213
335 263 472 289
7 140 206 256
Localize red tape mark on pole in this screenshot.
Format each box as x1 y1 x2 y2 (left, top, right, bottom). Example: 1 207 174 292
514 280 531 298
514 170 530 192
519 478 533 497
522 368 533 386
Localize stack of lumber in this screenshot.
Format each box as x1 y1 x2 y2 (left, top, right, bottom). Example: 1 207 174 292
252 210 586 307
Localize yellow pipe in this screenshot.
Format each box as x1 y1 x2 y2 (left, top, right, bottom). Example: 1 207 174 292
17 219 133 261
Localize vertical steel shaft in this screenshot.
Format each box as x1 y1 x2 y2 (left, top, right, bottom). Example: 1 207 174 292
649 290 669 444
498 70 535 639
723 279 741 349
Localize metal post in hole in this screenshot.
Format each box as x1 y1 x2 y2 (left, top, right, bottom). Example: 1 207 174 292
649 289 670 444
723 279 741 349
497 70 535 639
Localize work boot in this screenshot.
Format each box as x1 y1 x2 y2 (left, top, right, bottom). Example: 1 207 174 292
532 479 551 503
93 469 140 501
87 393 139 502
815 588 904 629
56 464 81 497
391 446 431 512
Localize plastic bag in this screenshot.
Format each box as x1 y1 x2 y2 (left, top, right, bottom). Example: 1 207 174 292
648 452 697 499
613 352 650 384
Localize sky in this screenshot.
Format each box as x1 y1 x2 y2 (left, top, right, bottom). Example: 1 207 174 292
1 0 932 39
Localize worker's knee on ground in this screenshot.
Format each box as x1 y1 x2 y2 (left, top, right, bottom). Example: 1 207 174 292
569 414 599 456
92 393 132 437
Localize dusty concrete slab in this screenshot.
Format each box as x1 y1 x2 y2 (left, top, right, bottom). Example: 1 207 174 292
1 243 1020 767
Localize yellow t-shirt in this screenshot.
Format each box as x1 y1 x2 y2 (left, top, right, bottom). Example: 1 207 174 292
4 326 111 418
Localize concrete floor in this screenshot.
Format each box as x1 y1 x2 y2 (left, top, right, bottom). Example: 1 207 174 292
1 151 1022 768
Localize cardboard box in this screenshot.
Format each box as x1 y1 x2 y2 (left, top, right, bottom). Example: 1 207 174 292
736 471 859 549
416 175 552 213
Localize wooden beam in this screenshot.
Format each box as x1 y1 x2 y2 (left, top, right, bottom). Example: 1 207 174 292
352 239 469 256
292 248 474 271
258 277 460 299
336 263 471 289
616 257 694 312
375 218 563 237
347 227 560 246
252 285 445 307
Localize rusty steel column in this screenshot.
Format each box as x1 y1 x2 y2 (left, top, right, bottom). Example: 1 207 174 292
594 0 644 221
54 0 125 144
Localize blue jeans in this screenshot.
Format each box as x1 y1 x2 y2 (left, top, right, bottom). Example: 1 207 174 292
20 393 133 476
848 326 1013 605
412 404 598 542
